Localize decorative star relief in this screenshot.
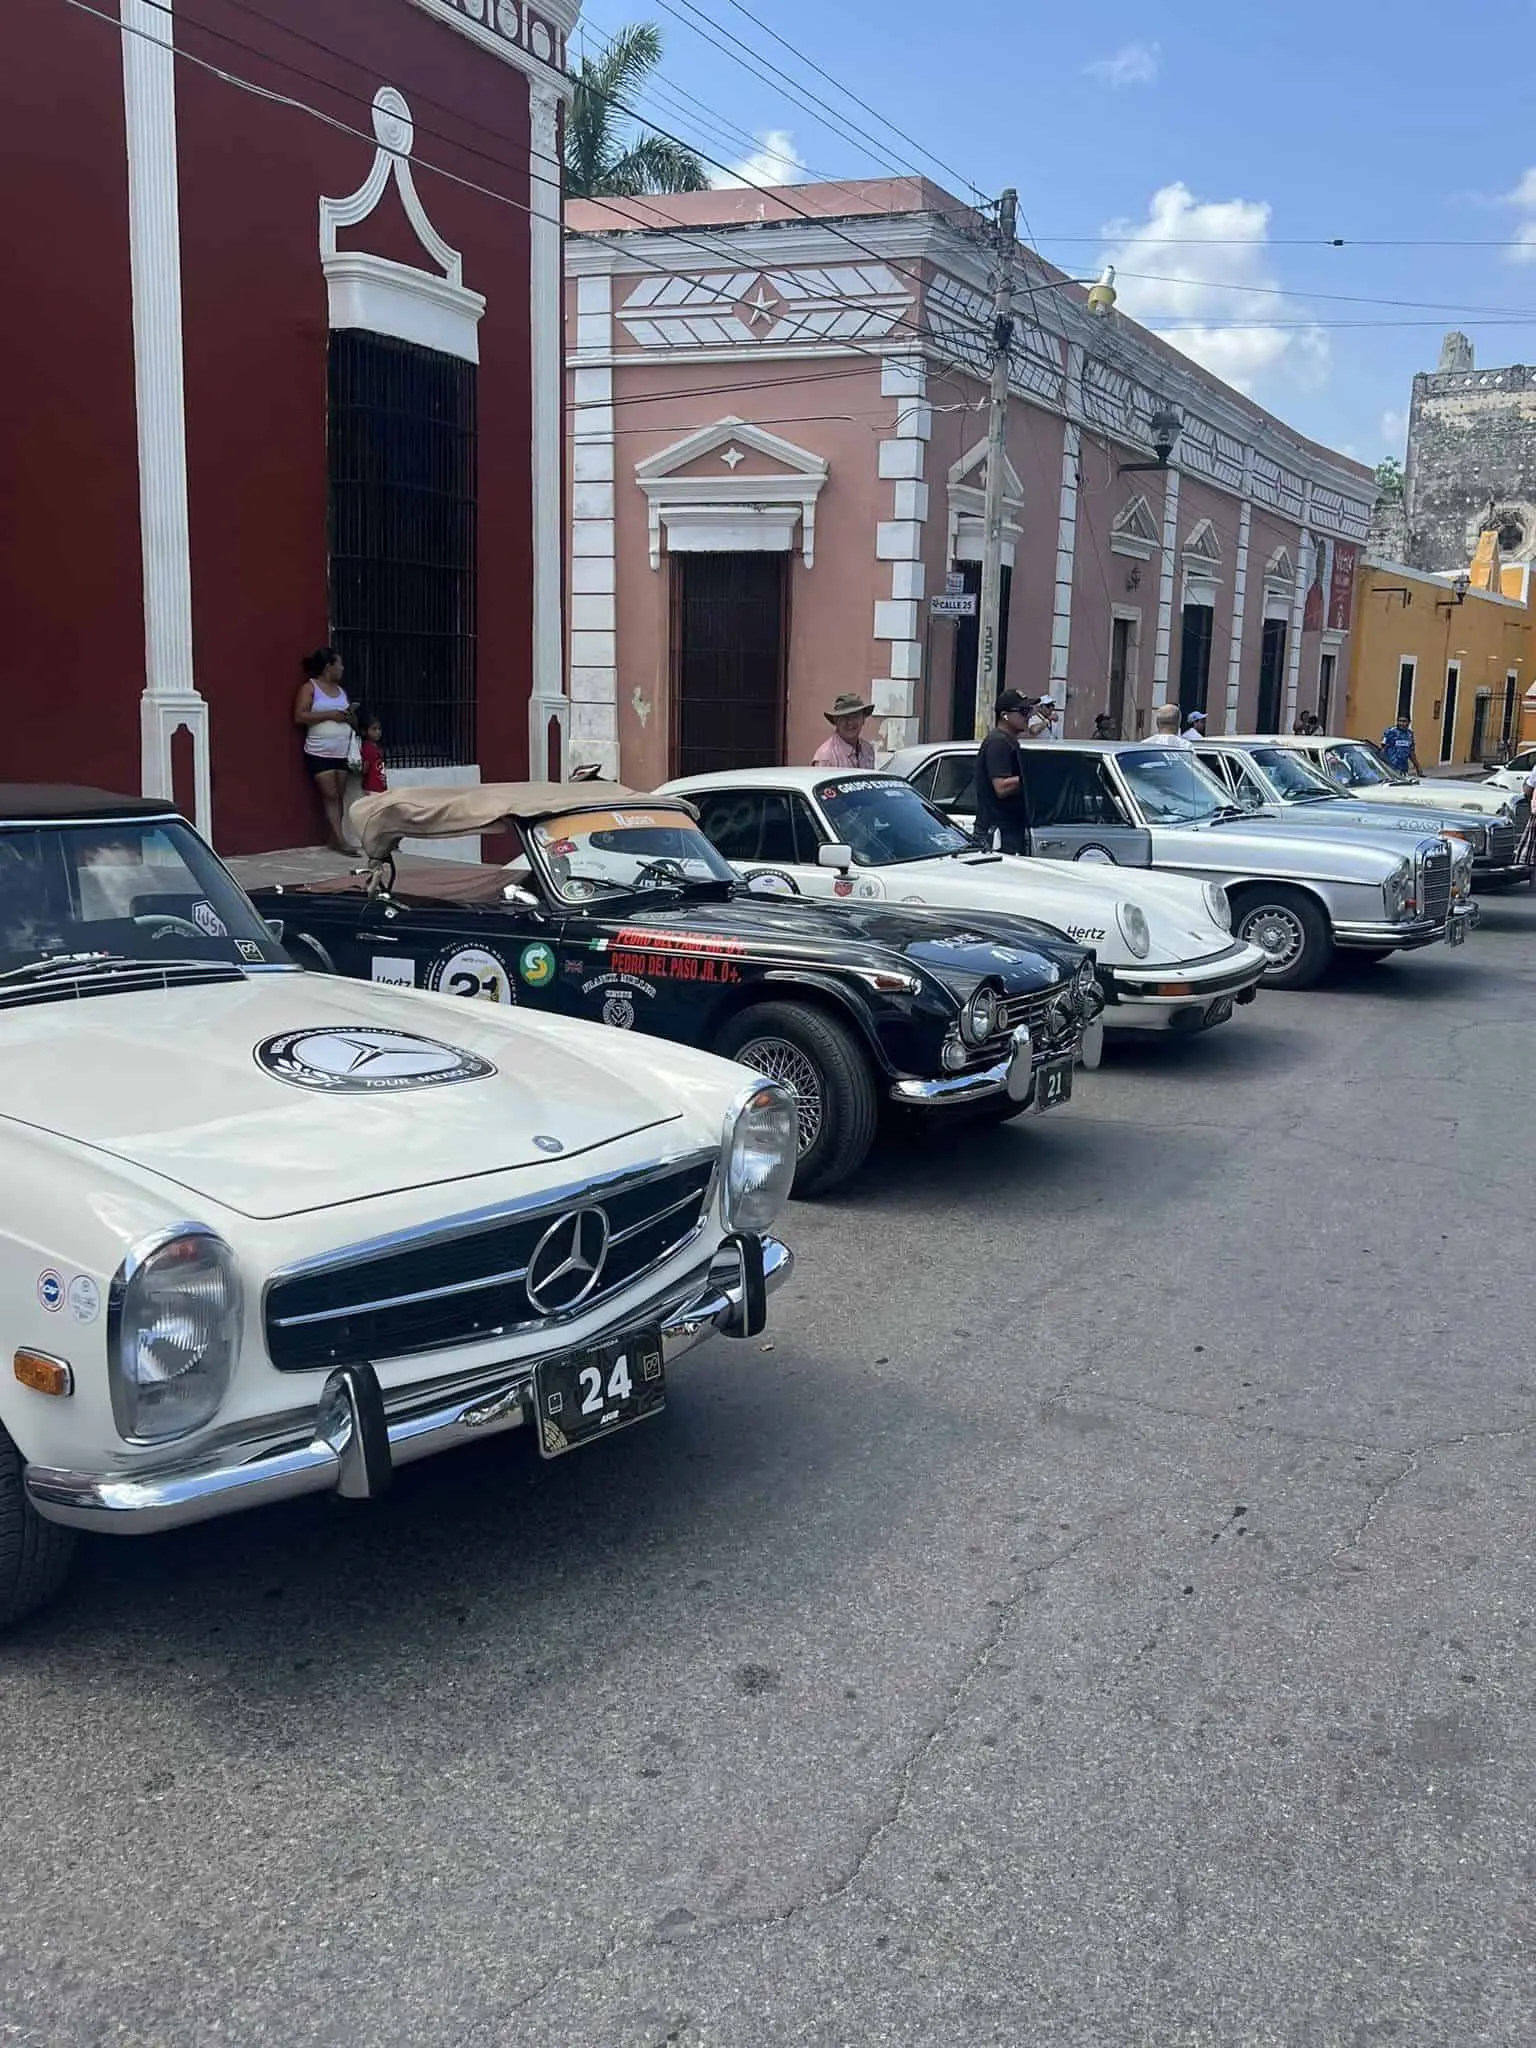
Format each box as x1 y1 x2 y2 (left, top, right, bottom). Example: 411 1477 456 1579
721 446 745 469
731 279 782 334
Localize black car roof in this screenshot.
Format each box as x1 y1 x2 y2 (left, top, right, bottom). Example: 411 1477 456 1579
0 786 181 824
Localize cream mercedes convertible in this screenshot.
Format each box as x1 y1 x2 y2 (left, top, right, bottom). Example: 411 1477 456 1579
0 785 797 1627
659 767 1270 1037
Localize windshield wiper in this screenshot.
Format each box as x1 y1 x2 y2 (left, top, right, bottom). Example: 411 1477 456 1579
1208 805 1249 823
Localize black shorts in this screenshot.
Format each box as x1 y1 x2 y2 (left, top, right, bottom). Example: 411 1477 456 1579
303 752 348 781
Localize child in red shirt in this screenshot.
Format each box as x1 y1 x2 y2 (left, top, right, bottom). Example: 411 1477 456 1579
359 712 388 794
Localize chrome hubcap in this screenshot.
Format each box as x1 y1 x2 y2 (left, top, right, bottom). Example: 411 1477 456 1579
1240 905 1306 972
737 1037 824 1154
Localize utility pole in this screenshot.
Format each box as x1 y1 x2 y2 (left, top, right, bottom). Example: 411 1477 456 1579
974 187 1018 740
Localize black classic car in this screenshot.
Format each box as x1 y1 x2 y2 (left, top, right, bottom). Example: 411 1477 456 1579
248 783 1101 1195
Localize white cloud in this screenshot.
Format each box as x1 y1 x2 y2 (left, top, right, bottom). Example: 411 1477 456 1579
1504 167 1536 259
1086 42 1160 88
1379 408 1407 451
712 129 806 191
1100 182 1329 396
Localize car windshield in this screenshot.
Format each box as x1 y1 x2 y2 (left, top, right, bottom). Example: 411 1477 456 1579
1114 749 1234 824
1326 742 1404 787
815 778 974 865
527 807 737 904
1248 748 1343 800
0 818 288 976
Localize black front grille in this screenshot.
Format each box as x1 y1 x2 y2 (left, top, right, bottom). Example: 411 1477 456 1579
1419 847 1451 926
1000 987 1081 1056
265 1157 716 1373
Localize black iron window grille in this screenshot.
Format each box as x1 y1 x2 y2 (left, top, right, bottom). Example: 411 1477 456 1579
328 331 478 768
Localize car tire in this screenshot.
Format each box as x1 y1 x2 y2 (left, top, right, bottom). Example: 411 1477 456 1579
0 1425 76 1629
1231 885 1334 991
715 1002 879 1197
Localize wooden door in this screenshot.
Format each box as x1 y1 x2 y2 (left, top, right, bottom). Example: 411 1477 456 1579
671 553 786 776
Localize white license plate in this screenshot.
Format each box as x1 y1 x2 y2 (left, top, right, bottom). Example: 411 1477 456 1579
1447 916 1467 947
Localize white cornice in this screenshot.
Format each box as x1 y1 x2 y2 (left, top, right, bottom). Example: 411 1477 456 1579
404 0 576 98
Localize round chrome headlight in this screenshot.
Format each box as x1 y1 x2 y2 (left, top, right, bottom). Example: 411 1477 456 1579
960 986 1000 1045
721 1081 798 1230
1202 882 1233 932
108 1226 242 1443
1383 858 1414 919
1116 901 1152 959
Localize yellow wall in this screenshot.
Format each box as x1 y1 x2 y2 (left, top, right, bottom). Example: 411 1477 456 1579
1344 552 1536 764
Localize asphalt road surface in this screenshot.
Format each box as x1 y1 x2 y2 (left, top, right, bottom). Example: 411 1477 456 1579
4 904 1533 2048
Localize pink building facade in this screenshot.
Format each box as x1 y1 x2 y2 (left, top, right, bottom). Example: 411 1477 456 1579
564 181 1375 785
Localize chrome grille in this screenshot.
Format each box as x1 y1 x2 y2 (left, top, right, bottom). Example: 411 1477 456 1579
1486 819 1517 865
992 987 1082 1064
264 1154 717 1373
1418 845 1452 927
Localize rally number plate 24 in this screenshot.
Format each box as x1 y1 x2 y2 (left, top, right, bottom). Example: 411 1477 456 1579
534 1329 666 1458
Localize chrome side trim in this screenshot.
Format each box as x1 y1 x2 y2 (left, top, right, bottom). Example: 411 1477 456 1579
270 1260 535 1329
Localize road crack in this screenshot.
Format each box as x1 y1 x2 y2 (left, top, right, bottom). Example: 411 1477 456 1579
1332 1418 1535 1571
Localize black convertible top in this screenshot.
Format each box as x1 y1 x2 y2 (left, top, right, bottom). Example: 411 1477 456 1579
0 786 180 823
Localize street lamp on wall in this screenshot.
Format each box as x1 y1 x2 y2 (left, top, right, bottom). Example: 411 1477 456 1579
1434 572 1472 614
1118 403 1183 475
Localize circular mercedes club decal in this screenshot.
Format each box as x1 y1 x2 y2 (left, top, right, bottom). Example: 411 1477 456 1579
255 1026 497 1094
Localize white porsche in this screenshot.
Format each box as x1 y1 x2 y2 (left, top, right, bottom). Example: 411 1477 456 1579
659 767 1270 1037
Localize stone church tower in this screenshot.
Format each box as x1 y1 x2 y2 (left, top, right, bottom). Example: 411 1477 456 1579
1398 332 1536 570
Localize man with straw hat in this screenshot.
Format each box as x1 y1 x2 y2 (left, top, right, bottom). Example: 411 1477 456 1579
812 691 877 769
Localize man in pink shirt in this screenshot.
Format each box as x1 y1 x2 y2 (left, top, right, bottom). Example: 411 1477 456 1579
812 692 877 769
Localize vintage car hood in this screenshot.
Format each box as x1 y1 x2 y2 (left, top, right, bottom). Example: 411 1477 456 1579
0 973 685 1220
1252 798 1483 841
1345 779 1507 816
1143 816 1414 878
595 894 1080 989
845 852 1230 962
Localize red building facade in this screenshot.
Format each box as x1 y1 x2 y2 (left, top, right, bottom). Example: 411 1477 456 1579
3 0 575 852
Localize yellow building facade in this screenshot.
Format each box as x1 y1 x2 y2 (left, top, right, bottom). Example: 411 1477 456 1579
1344 533 1536 765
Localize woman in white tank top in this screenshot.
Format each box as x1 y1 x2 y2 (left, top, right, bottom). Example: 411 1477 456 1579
294 647 355 850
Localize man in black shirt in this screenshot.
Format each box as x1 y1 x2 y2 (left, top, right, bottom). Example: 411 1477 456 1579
974 689 1034 854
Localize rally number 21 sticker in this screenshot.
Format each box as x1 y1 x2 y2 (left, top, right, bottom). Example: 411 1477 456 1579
428 947 514 1005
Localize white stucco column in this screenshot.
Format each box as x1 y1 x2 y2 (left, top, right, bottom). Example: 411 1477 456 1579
528 78 570 779
122 0 211 835
1048 342 1083 707
1285 481 1314 728
1223 450 1254 734
871 355 931 756
1153 469 1181 692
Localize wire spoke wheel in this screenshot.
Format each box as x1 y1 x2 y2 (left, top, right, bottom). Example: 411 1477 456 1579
736 1035 824 1154
1240 903 1306 974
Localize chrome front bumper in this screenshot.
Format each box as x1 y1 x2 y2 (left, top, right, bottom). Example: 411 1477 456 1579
26 1236 793 1535
1333 911 1451 951
1101 944 1268 1031
890 1025 1042 1108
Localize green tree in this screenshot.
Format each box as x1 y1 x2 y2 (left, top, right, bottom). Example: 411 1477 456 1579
565 25 709 200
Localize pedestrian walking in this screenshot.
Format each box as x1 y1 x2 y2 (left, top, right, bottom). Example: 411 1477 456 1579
1183 708 1208 739
1027 693 1062 742
294 647 357 851
812 692 876 769
974 689 1034 854
1143 704 1194 749
1380 713 1422 776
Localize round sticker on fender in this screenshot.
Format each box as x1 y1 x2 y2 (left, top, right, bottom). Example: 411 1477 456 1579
429 947 513 1004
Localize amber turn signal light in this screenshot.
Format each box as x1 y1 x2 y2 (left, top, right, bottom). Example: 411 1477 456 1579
14 1351 73 1398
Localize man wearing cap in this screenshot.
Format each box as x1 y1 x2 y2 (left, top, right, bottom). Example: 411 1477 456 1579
974 690 1035 855
1183 708 1208 739
1027 693 1062 742
812 692 877 769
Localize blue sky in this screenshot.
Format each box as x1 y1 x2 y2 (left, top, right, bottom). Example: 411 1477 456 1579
573 0 1536 468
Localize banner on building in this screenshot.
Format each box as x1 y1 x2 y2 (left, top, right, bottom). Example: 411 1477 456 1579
1328 541 1358 632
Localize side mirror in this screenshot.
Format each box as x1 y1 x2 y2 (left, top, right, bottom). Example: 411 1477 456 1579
502 883 541 908
817 843 854 873
263 917 285 944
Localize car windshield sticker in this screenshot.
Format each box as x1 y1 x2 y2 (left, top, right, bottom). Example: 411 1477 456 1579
36 1270 63 1313
236 939 264 964
191 900 228 938
519 942 557 987
67 1275 101 1324
256 1027 496 1093
428 947 513 1004
371 956 416 988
